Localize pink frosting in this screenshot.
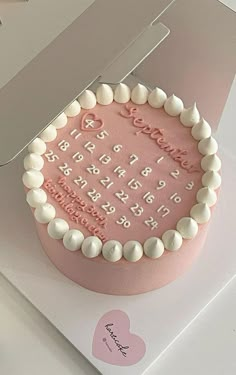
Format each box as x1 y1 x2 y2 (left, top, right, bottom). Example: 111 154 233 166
41 102 203 243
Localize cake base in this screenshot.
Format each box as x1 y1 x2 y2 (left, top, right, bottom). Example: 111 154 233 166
35 221 209 295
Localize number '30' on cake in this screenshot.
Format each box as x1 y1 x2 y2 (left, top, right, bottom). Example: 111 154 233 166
22 83 221 295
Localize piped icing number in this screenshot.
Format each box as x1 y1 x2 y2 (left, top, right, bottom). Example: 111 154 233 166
96 130 109 140
141 167 152 177
157 205 170 218
170 169 180 179
144 217 158 230
45 150 59 162
116 215 131 228
115 190 129 204
73 176 87 189
156 180 166 190
58 162 72 176
23 83 220 263
130 203 144 217
100 176 114 189
129 154 138 165
72 152 84 162
101 202 116 215
70 129 81 139
58 140 70 151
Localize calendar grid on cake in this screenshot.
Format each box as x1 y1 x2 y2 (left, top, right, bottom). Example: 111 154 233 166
22 82 221 295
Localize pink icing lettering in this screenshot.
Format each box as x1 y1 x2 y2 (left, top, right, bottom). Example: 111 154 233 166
67 191 77 199
133 118 144 127
156 137 166 145
120 105 138 118
99 234 107 242
88 225 96 232
98 219 107 228
58 176 66 185
93 228 101 235
81 112 104 132
45 178 107 236
86 205 95 214
173 154 187 162
161 144 176 153
44 179 53 189
150 129 164 139
181 160 191 168
170 148 183 156
65 203 74 212
54 192 66 202
135 125 153 135
74 211 82 218
64 185 71 193
91 209 100 218
187 165 201 173
81 218 88 226
49 186 56 195
120 105 200 174
71 215 79 224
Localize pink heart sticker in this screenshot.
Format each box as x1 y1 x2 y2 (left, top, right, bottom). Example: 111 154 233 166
92 310 146 366
81 112 104 132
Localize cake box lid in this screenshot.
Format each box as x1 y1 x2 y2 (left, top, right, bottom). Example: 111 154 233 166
0 0 235 167
0 0 173 167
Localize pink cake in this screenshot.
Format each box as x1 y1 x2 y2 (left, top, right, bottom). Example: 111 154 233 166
22 83 221 295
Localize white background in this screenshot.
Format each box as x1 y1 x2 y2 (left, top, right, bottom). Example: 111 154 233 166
0 1 236 374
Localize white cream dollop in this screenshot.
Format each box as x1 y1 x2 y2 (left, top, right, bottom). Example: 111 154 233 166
201 154 221 172
22 169 44 189
123 240 143 262
176 217 198 239
47 218 69 240
196 187 217 207
63 229 84 251
180 103 200 127
64 100 81 117
143 237 164 259
26 188 47 208
34 203 56 224
24 153 44 171
164 94 184 116
114 83 131 103
190 203 211 224
102 240 123 262
198 136 218 155
191 118 211 140
162 230 183 251
131 84 148 105
148 87 167 108
51 113 68 129
96 84 113 105
28 138 46 155
78 90 97 109
81 236 102 258
40 125 57 142
202 170 221 190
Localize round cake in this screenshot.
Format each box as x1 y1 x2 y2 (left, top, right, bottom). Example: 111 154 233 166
22 83 221 295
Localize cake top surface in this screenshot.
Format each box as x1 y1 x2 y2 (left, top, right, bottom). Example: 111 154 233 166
23 83 221 262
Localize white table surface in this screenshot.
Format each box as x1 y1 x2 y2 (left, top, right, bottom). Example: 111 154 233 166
1 1 236 374
1 272 236 375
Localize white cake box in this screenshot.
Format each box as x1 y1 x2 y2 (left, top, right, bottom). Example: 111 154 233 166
135 0 236 130
0 1 235 374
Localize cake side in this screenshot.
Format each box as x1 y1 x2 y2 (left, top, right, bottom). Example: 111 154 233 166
35 217 210 295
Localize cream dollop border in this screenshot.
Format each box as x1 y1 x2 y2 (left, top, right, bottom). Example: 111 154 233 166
22 83 221 262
